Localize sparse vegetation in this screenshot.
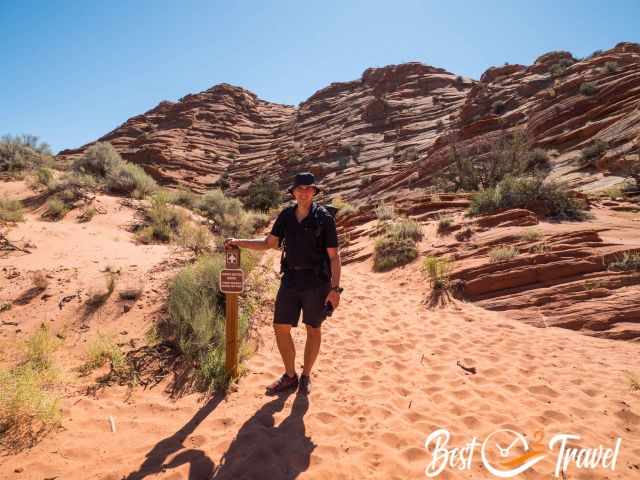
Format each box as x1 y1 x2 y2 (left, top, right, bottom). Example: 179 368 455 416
442 131 550 192
385 217 423 241
520 228 543 242
608 251 640 272
0 197 24 222
31 271 49 291
579 82 597 96
243 175 282 212
469 175 588 220
33 167 53 188
625 371 640 392
0 134 52 174
604 61 619 73
86 272 117 307
106 162 157 198
437 216 454 234
136 195 188 243
44 197 69 220
422 256 452 289
373 236 418 272
177 222 213 256
332 196 358 217
167 188 199 209
0 325 63 448
455 227 474 242
581 140 608 165
82 333 126 375
77 206 97 223
488 245 519 263
375 202 395 221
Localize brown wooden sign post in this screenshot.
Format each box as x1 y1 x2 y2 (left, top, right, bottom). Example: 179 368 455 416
220 247 244 377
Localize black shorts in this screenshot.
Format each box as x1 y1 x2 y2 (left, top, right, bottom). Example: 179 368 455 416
274 283 331 328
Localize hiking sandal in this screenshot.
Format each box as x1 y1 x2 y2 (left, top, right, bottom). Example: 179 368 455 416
266 373 298 395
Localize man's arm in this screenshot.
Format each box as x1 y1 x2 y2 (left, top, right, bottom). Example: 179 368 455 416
327 247 341 289
225 234 280 251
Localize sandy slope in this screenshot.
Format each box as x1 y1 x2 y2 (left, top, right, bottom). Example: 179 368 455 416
1 245 639 480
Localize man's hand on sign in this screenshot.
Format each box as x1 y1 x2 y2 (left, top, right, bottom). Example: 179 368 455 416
325 289 340 311
224 238 238 250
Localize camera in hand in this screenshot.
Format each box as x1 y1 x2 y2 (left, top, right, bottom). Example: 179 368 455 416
322 302 334 317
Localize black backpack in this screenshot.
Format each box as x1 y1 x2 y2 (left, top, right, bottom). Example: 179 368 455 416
279 204 337 280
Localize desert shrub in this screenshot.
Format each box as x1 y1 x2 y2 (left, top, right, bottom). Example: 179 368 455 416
332 196 358 217
106 162 157 198
489 245 519 263
0 197 24 222
608 252 640 272
492 100 506 115
47 172 98 211
581 140 608 165
579 82 597 96
137 196 187 243
455 227 474 242
0 134 51 173
177 222 213 256
72 142 121 178
468 175 587 220
443 131 550 192
375 202 395 221
337 156 349 169
166 254 251 389
34 167 53 188
167 188 199 209
77 206 97 223
437 216 454 234
23 325 60 372
386 217 423 241
604 61 619 73
44 198 68 220
243 176 282 212
31 271 49 291
86 273 116 307
373 236 418 271
520 228 543 241
82 333 126 373
422 256 452 289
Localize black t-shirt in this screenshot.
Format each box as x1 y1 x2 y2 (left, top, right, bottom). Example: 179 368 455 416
270 202 338 289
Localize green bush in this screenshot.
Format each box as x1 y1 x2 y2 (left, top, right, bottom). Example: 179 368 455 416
34 167 53 188
437 216 454 234
177 222 213 256
422 256 452 289
520 228 543 241
197 189 261 237
0 134 51 173
82 333 126 374
166 188 199 209
604 61 619 73
386 217 423 241
332 196 358 217
243 175 282 212
579 82 597 96
373 236 418 271
167 254 250 390
0 197 24 222
444 131 549 192
469 175 587 220
44 198 68 221
137 196 187 243
106 162 157 198
72 142 121 178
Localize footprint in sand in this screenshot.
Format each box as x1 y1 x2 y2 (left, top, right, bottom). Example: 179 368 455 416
528 385 560 398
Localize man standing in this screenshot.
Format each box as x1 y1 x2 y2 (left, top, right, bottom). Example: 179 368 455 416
224 172 342 395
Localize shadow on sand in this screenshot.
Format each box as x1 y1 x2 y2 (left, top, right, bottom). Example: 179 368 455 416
125 391 314 480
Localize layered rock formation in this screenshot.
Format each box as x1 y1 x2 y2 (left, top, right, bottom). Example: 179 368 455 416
59 42 640 203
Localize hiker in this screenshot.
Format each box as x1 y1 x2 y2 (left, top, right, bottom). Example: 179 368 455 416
223 172 342 395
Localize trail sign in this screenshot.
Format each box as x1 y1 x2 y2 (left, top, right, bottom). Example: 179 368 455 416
222 246 242 377
220 269 244 293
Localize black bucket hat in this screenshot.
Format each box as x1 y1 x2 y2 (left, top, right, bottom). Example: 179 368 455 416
287 172 322 195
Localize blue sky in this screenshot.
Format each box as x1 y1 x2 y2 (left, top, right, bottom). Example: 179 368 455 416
2 0 639 153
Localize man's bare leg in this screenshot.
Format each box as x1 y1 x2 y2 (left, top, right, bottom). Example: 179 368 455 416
302 325 321 376
274 324 296 377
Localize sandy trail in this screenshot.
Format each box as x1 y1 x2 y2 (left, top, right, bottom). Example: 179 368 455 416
1 250 640 480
